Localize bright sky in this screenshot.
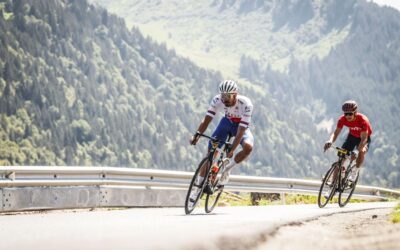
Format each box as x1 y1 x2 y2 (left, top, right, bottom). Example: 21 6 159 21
370 0 400 11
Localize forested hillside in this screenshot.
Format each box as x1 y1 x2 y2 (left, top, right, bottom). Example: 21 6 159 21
0 0 224 169
1 0 399 188
0 0 331 180
240 1 400 187
93 0 400 187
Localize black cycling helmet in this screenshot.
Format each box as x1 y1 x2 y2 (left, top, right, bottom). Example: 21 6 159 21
342 100 358 112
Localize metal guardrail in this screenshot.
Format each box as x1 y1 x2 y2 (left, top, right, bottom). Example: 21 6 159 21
1 166 399 200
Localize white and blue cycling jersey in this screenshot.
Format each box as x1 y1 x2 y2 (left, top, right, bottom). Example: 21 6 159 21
206 94 254 148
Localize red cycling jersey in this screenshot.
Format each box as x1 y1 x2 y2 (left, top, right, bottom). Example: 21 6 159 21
337 113 372 138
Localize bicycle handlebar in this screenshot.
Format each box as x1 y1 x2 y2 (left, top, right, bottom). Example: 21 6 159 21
197 133 232 146
330 144 356 156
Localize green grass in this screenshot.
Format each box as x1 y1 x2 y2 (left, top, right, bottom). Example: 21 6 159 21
199 192 253 207
391 203 400 223
217 193 320 206
217 192 370 207
198 192 380 209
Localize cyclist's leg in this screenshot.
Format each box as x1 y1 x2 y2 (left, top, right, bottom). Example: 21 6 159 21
341 134 358 152
233 128 254 165
220 129 253 185
342 134 363 180
209 117 231 149
355 136 371 168
223 129 254 175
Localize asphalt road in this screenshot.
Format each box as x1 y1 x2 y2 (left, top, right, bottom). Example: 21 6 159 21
0 202 396 250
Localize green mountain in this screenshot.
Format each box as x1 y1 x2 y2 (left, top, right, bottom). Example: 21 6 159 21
1 0 399 188
91 0 400 187
0 0 223 169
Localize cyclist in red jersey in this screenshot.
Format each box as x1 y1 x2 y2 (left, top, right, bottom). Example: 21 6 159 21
324 100 372 181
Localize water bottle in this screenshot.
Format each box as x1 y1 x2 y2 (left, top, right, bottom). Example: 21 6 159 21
211 163 219 174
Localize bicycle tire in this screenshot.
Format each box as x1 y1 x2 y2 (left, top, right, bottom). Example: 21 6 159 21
338 166 359 207
185 157 209 214
318 163 339 208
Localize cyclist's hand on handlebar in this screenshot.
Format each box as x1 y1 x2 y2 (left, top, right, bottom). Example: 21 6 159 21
189 132 201 145
324 141 332 152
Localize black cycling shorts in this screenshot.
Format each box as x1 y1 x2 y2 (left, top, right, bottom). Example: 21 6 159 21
341 134 371 152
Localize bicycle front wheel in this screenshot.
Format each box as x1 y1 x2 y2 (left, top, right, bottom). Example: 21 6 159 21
338 165 359 207
184 157 209 215
318 163 339 208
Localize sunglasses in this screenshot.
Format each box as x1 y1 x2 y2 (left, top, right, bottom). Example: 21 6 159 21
221 93 235 99
344 112 354 116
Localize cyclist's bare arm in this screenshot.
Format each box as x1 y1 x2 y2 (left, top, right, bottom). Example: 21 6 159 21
329 127 342 143
324 127 342 151
196 115 213 134
190 115 213 145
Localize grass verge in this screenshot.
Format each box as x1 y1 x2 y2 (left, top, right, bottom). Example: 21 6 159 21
216 192 374 207
390 203 400 223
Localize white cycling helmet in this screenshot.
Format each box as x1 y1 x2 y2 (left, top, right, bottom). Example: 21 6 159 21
219 80 238 93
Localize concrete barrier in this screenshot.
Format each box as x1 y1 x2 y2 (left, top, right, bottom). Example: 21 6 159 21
1 186 186 212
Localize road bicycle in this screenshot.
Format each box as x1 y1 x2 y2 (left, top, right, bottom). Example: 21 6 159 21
185 133 232 214
318 145 359 208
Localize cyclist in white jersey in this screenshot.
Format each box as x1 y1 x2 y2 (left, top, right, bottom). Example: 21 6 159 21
190 80 254 188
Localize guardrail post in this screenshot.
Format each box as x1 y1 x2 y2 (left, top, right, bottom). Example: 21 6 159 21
0 188 3 212
99 188 109 207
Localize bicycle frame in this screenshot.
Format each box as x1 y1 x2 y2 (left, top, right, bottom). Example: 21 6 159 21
198 133 232 187
333 145 356 190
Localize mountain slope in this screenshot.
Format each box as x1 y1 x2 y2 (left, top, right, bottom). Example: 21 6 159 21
92 0 400 187
0 0 223 169
2 0 399 187
0 0 336 183
92 0 354 75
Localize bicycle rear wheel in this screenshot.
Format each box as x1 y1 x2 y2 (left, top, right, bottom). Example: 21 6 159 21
338 165 359 207
318 163 339 208
185 157 209 215
205 186 224 213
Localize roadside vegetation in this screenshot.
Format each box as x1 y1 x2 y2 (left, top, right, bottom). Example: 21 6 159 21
390 203 400 223
214 192 369 207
